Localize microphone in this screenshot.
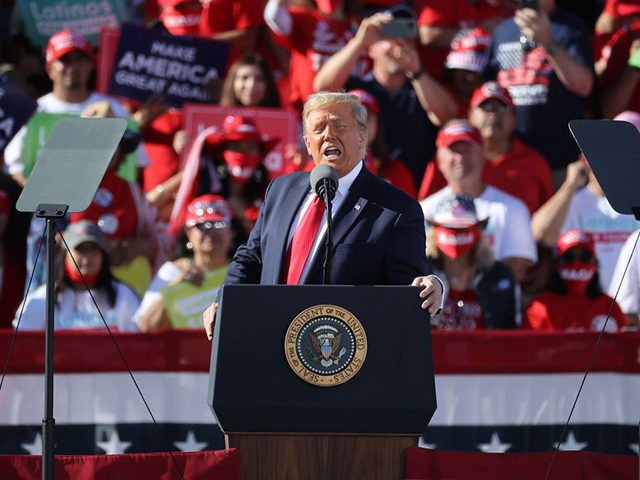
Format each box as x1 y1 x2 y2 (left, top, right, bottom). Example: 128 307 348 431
310 164 339 203
309 164 338 284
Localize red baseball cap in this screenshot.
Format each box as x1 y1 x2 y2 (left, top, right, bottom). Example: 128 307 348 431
185 194 233 228
349 89 380 116
557 229 595 257
45 29 94 66
436 119 482 148
470 81 515 110
205 115 279 152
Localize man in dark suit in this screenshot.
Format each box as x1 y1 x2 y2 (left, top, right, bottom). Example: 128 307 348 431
203 91 443 339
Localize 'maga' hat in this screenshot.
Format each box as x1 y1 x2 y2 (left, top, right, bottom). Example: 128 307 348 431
46 29 94 66
436 119 482 148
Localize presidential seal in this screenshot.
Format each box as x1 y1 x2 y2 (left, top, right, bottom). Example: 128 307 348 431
284 304 367 387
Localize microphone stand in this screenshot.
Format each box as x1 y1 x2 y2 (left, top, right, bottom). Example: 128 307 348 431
321 178 333 285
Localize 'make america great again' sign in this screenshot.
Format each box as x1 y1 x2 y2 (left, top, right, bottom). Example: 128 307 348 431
107 24 229 108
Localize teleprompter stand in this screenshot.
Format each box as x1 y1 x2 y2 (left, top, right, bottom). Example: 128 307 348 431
208 285 437 479
16 117 126 480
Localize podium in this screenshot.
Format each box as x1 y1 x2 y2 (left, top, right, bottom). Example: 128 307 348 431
208 285 437 479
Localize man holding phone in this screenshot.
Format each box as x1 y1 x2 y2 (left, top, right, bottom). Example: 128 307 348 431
312 6 457 187
482 0 594 188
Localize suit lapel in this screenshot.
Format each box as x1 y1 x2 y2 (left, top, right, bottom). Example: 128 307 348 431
304 167 372 283
270 175 310 283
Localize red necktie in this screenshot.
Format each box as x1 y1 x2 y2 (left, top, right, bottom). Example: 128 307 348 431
285 196 325 284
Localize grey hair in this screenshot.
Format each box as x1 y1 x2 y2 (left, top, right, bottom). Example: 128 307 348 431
302 91 368 136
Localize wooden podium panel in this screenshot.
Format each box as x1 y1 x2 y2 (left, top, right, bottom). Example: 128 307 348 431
226 433 417 480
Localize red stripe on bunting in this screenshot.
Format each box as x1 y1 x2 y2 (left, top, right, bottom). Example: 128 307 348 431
404 447 638 480
1 330 639 374
0 449 239 480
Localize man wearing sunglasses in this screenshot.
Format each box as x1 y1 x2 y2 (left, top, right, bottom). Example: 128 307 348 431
419 81 553 216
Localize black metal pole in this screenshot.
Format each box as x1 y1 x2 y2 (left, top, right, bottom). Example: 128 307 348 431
42 217 56 480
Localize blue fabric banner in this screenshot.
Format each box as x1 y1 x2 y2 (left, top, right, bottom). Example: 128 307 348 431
0 75 37 153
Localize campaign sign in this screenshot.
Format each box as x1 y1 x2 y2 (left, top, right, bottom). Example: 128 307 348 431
0 75 38 153
108 24 229 108
22 112 138 181
183 104 299 179
96 27 122 95
161 267 228 328
17 0 129 47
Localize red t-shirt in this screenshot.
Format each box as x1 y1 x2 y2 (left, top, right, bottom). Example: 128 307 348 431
418 138 553 214
381 158 418 199
598 21 640 113
415 0 477 79
523 291 628 332
275 8 365 112
199 0 263 35
439 288 485 330
199 0 264 65
475 0 515 24
71 170 138 240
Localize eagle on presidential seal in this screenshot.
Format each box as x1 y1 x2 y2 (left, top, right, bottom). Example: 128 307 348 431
308 325 347 367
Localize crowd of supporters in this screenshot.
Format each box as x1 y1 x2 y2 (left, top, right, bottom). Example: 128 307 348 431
1 0 639 333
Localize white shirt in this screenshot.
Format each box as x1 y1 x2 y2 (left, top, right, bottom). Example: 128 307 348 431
15 280 140 331
4 91 150 175
562 187 638 289
608 228 640 315
420 185 537 263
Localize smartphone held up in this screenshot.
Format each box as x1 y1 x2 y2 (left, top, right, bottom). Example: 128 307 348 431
517 0 538 11
381 4 417 39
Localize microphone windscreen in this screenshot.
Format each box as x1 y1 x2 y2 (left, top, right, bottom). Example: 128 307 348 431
309 164 338 197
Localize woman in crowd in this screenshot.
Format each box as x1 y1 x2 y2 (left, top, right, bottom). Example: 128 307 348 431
134 195 233 331
14 221 140 331
171 114 277 241
523 229 628 332
71 101 173 297
219 53 282 108
426 193 517 329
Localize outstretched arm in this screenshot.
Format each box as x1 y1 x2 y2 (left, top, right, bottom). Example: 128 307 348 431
313 12 392 92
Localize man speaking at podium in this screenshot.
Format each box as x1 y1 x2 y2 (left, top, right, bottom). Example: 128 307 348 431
203 91 443 339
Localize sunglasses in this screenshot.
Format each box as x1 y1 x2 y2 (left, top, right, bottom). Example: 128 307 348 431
477 102 511 113
559 251 593 263
194 221 228 232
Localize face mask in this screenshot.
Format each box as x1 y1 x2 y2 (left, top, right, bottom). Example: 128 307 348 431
435 226 480 259
223 150 260 183
316 0 341 14
160 6 202 36
557 262 597 296
64 255 100 287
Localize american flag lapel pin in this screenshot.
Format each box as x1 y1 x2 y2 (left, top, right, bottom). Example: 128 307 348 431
354 202 361 211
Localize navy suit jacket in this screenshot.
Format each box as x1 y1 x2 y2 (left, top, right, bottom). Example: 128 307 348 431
224 165 430 286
